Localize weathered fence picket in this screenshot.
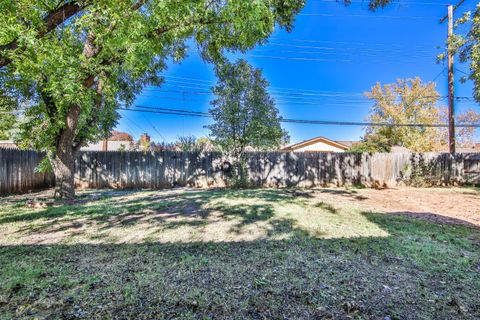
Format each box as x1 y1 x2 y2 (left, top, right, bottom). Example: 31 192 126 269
1 148 479 195
0 149 55 194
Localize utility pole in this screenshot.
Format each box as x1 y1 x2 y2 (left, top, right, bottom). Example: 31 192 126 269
447 4 456 153
441 1 465 153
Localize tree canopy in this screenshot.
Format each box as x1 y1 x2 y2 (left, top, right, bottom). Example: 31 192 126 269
207 59 288 159
456 7 480 103
0 0 305 197
352 77 480 152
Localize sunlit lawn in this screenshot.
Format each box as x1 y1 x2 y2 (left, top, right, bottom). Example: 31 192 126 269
0 188 479 319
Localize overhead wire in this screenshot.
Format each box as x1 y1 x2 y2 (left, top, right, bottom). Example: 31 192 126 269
120 106 480 128
297 13 432 19
120 66 480 128
109 4 478 136
154 74 477 102
309 0 452 5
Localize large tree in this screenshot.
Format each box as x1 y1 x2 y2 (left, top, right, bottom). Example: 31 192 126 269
207 59 288 161
353 77 480 152
0 86 19 140
0 0 305 198
456 8 480 103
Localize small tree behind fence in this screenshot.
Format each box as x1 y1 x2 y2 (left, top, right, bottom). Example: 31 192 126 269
1 148 479 195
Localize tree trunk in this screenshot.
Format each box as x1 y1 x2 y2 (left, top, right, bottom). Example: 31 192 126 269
51 146 76 199
51 105 81 199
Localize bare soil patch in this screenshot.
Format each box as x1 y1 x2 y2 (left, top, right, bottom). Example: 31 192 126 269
309 187 480 227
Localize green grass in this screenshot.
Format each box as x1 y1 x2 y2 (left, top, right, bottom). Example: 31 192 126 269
0 188 479 319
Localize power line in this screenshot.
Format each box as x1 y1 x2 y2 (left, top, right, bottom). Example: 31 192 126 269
298 13 432 19
162 78 367 96
164 75 213 84
282 118 480 127
270 37 441 50
118 113 143 140
154 66 478 109
119 107 209 118
248 54 354 62
190 50 440 65
252 48 436 59
119 106 480 128
155 75 477 101
265 42 438 55
141 115 167 143
143 88 210 95
440 0 466 23
121 113 144 132
246 54 440 64
455 67 470 76
310 0 452 5
139 92 478 107
135 105 207 115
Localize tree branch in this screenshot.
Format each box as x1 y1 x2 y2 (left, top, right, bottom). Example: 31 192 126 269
0 1 87 68
38 75 57 124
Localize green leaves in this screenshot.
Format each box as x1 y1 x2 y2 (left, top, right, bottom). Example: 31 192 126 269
1 0 304 153
207 59 288 158
454 6 480 103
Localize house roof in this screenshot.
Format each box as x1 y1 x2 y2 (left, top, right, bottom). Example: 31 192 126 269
81 140 134 151
333 140 357 148
390 145 412 153
456 144 480 153
281 136 356 151
0 140 18 149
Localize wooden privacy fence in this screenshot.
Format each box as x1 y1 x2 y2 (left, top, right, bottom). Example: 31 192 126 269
1 148 480 195
0 148 54 195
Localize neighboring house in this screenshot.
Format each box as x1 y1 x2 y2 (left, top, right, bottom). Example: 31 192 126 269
82 140 135 151
281 137 415 153
390 145 412 153
457 143 480 153
82 130 136 151
110 130 134 142
280 136 356 152
0 140 18 149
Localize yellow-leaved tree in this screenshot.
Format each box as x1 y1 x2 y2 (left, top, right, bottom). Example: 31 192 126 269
351 77 479 152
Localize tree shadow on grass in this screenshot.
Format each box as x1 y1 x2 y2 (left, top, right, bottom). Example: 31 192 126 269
367 210 480 230
314 188 370 201
314 201 338 214
0 213 479 320
4 187 480 246
0 189 296 223
1 189 306 241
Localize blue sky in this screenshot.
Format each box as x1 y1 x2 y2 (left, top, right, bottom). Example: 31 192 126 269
116 0 480 145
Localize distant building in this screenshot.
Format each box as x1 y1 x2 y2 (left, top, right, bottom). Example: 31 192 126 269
280 137 420 153
389 145 412 153
457 143 480 153
82 130 135 151
109 130 134 142
280 136 356 152
81 140 135 151
0 140 18 149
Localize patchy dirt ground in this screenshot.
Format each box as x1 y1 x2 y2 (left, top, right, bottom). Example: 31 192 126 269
0 187 479 319
305 187 480 227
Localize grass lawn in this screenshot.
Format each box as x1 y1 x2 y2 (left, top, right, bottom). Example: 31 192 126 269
0 188 479 319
